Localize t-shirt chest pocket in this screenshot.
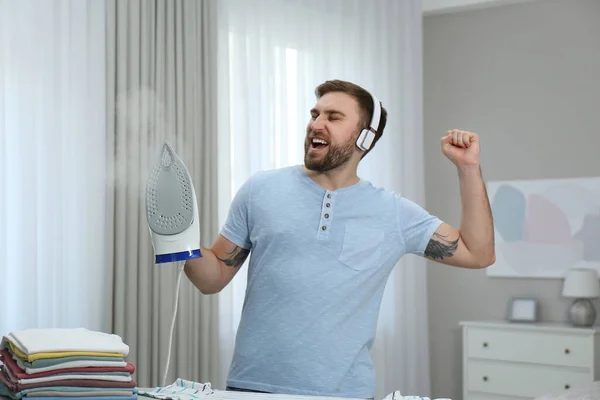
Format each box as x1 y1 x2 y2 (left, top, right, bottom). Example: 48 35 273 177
337 221 385 271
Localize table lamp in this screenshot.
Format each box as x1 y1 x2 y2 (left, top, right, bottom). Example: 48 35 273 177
562 268 600 327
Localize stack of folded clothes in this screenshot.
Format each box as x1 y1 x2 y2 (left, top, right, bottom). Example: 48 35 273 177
0 328 137 400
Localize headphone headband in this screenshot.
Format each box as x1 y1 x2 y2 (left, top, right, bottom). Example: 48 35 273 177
356 89 381 152
367 91 381 134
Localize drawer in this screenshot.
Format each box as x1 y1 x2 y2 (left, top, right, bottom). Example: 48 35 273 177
466 327 592 368
467 359 591 398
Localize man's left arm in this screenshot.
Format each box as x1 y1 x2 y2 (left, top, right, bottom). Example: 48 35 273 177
424 129 496 269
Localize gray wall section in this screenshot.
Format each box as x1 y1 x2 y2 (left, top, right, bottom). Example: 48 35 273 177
423 0 600 398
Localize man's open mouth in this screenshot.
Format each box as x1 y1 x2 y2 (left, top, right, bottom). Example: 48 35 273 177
311 137 329 150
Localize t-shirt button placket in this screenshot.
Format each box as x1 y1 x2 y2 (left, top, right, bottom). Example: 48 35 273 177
318 191 334 238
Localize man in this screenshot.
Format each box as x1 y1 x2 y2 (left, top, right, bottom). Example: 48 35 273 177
184 80 495 399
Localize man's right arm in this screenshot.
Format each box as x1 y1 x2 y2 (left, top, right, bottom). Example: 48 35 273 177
184 235 249 295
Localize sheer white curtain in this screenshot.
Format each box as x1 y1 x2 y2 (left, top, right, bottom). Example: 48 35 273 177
215 0 430 398
0 0 110 334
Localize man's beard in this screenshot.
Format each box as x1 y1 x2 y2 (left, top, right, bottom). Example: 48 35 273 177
304 135 355 172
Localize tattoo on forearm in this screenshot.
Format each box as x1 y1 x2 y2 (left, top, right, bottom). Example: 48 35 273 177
424 233 459 260
217 246 250 268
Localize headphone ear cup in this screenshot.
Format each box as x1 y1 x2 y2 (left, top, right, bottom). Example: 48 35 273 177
356 129 376 151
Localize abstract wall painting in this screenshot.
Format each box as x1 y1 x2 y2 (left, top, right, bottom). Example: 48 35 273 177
486 177 600 278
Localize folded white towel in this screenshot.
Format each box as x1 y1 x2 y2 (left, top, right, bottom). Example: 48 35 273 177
7 328 129 356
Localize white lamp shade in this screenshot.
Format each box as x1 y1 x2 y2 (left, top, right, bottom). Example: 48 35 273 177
562 268 600 298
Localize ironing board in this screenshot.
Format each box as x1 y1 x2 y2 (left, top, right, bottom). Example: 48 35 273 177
136 383 362 400
136 380 432 400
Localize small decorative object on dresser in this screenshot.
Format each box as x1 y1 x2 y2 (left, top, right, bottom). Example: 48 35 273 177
562 268 600 327
460 321 600 400
508 297 538 322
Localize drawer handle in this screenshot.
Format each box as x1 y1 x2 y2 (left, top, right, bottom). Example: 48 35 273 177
482 342 488 348
483 376 488 382
565 384 570 389
564 348 570 354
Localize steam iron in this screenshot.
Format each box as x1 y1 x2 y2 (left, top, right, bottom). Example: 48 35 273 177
145 141 202 263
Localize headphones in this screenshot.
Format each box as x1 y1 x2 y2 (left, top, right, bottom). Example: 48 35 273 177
356 90 381 152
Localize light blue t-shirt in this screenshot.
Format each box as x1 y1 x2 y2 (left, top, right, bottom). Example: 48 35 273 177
220 165 442 399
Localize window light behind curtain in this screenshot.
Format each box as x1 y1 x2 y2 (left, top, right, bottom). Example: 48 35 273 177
0 0 110 334
215 0 431 398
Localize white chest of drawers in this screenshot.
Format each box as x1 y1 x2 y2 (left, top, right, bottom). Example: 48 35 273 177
460 321 600 400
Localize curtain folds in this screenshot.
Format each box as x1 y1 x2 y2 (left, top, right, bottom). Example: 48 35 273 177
106 0 221 388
